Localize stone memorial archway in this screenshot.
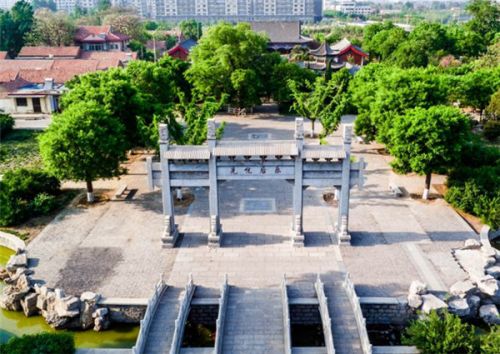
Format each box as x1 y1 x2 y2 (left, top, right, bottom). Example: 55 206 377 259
146 118 364 248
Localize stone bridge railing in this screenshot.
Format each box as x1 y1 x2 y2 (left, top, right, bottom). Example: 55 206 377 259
169 274 195 354
132 275 167 354
343 273 372 354
315 275 336 354
214 274 229 354
281 275 292 354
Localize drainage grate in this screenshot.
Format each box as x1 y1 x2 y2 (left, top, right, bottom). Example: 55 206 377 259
248 132 271 140
240 198 276 213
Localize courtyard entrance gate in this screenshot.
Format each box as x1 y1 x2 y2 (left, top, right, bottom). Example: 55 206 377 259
146 118 364 247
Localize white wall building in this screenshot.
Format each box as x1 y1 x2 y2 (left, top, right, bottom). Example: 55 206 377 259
336 1 374 16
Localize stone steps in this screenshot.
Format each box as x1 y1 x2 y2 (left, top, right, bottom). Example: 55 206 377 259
221 287 285 354
324 283 364 354
143 286 184 354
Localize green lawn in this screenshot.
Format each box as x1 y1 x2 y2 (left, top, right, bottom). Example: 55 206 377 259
0 130 43 174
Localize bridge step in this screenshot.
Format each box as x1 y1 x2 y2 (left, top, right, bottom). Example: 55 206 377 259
324 283 364 354
143 287 184 354
222 287 285 354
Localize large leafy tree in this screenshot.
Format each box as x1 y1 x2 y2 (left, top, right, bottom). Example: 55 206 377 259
39 101 128 203
466 0 500 44
270 61 317 111
26 9 75 46
388 106 471 199
363 22 407 61
350 65 450 143
186 22 271 108
290 69 350 138
62 69 143 146
0 0 33 56
179 19 202 40
458 67 500 117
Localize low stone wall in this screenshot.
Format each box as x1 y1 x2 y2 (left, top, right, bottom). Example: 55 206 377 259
373 346 420 354
0 231 26 251
359 297 415 325
98 298 148 324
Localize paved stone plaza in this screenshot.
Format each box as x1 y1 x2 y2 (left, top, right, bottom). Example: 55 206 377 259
28 105 477 299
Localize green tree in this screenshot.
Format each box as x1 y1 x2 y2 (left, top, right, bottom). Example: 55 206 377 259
350 65 450 143
0 1 34 56
103 13 146 42
179 19 202 40
474 40 500 68
388 106 471 199
61 69 143 146
40 101 127 203
26 9 75 46
466 0 500 44
97 0 111 11
481 326 500 354
486 89 500 120
290 69 351 138
186 22 270 109
402 311 479 354
363 22 407 61
458 67 500 118
270 61 317 111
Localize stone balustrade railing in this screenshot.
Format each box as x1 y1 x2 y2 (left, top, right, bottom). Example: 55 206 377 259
281 274 292 354
214 274 229 354
169 274 195 354
132 275 167 354
343 273 372 354
315 275 336 354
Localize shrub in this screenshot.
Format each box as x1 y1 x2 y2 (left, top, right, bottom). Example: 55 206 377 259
402 310 480 354
481 326 500 354
483 120 500 141
0 112 14 137
0 332 75 354
0 168 61 226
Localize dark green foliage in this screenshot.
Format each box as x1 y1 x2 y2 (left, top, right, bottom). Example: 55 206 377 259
0 168 60 226
0 0 34 56
402 311 480 354
0 112 14 137
483 120 500 141
179 19 202 40
0 332 75 354
446 139 500 228
271 61 317 112
466 0 500 44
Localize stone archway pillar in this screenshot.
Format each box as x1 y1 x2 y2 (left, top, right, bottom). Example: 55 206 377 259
207 119 222 247
292 118 305 247
337 125 352 244
159 124 179 248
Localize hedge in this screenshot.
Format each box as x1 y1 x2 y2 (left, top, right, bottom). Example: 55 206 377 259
0 333 75 354
0 168 61 226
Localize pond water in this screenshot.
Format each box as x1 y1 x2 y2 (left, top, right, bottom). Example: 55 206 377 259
0 246 139 348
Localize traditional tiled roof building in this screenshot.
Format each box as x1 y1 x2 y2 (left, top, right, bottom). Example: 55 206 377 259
74 26 130 52
250 21 313 53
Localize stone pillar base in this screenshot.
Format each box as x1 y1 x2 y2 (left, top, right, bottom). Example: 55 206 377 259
337 231 351 245
291 231 305 247
161 225 179 248
208 229 223 248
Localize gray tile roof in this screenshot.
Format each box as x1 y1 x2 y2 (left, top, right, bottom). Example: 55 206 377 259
215 141 298 157
250 21 312 44
164 146 210 160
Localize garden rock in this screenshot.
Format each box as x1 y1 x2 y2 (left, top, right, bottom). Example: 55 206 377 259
409 280 427 296
477 275 499 296
20 292 38 317
485 265 500 279
447 297 470 317
450 280 476 298
479 305 500 325
6 252 28 272
463 239 481 250
407 293 422 309
80 292 100 330
421 294 447 314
